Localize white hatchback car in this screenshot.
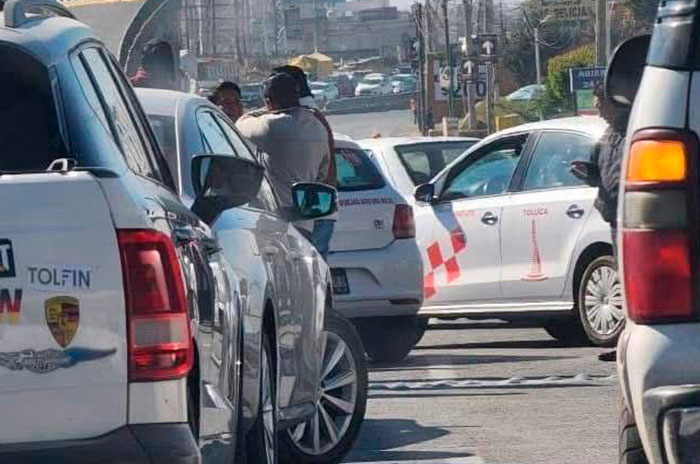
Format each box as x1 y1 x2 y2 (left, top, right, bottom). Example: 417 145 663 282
329 135 424 362
362 120 622 346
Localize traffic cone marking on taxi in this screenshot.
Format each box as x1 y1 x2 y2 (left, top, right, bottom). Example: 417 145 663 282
522 219 548 281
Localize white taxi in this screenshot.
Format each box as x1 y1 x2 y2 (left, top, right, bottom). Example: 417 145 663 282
361 119 622 346
329 135 424 362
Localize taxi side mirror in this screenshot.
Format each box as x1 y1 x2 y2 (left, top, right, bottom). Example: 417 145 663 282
414 183 435 203
292 183 338 220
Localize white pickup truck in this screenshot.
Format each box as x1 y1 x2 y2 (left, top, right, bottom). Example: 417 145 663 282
0 3 248 463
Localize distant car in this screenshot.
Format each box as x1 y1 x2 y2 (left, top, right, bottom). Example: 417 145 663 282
310 81 340 103
138 89 368 464
366 118 622 348
327 74 356 97
355 73 393 97
329 134 424 362
390 74 417 94
240 82 263 109
506 84 546 102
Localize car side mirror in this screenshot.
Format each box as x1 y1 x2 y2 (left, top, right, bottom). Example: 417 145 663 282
414 183 435 203
292 183 338 220
570 160 601 186
191 154 264 225
606 34 651 108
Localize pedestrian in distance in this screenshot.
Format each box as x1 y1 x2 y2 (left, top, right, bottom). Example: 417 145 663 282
210 81 244 123
235 73 335 258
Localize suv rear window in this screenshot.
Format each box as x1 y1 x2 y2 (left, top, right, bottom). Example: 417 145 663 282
394 141 477 185
335 148 385 191
0 46 67 171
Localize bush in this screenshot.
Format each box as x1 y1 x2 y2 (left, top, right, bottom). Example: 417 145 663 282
546 44 595 111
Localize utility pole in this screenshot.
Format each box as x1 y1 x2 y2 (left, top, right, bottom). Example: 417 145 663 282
595 0 607 65
443 0 455 118
416 3 426 135
272 0 279 55
463 0 476 130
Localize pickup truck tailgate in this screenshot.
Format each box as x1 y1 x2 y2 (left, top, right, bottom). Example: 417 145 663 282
0 172 127 444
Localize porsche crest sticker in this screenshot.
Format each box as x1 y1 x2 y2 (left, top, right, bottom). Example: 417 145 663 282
45 296 80 348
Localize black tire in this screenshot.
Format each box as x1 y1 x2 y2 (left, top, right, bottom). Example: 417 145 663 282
543 321 589 345
577 255 625 347
619 401 648 464
355 315 425 362
246 332 277 464
280 309 368 464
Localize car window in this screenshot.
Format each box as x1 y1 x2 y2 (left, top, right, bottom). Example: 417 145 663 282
334 148 385 191
0 45 68 171
441 136 528 201
395 141 478 185
196 111 236 155
147 114 179 186
211 112 257 162
522 132 592 191
81 48 155 178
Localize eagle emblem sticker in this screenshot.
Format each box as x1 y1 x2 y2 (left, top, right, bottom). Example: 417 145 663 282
45 296 80 348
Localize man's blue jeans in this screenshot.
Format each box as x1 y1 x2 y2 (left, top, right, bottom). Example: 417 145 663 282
312 219 335 260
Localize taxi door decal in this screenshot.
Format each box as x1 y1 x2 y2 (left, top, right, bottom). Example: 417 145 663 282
424 227 467 299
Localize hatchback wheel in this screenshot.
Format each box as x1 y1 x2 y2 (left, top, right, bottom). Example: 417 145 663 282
578 256 625 347
355 315 426 363
280 310 367 464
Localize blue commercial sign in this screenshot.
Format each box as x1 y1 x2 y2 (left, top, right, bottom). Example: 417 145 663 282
569 67 606 92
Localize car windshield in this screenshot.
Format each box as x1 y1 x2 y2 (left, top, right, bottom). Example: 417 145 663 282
334 147 385 191
394 141 478 185
0 45 68 171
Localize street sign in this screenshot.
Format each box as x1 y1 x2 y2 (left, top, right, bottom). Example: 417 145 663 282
569 66 606 92
463 58 477 82
478 34 497 60
541 0 594 22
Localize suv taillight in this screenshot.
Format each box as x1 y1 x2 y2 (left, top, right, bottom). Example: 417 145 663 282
622 131 698 323
118 229 192 382
393 204 415 239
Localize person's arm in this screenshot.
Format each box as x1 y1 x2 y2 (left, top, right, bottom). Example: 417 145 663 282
308 108 336 187
236 115 271 153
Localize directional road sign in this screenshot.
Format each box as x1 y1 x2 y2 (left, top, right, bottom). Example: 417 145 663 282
478 34 497 60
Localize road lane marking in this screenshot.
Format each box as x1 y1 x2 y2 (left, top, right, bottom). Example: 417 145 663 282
369 373 617 391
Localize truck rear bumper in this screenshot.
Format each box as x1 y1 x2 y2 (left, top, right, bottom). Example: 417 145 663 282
619 323 700 464
0 423 199 464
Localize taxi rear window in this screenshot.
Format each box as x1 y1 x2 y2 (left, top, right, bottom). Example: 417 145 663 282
334 148 385 192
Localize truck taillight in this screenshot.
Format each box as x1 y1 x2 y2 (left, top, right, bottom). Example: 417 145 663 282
622 131 698 323
393 204 415 239
118 229 192 382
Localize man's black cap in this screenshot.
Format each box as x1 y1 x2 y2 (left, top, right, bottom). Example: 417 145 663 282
271 65 312 98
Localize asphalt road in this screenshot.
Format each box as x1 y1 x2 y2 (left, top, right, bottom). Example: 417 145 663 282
344 320 618 464
328 110 419 140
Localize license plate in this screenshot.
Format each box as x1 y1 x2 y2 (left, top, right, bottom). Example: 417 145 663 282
331 269 350 295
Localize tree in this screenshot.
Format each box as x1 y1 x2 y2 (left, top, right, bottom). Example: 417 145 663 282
628 0 658 27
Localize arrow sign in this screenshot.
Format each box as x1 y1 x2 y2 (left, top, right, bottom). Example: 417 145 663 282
483 40 494 55
464 60 475 75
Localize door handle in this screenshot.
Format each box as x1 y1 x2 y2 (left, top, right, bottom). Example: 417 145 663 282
566 205 585 219
481 212 498 226
262 245 279 257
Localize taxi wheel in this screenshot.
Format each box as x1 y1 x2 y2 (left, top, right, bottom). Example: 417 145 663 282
355 316 425 363
246 332 277 464
619 400 648 464
577 256 625 347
